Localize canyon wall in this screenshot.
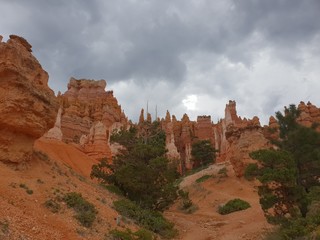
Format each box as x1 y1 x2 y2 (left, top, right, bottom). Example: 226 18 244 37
0 35 58 163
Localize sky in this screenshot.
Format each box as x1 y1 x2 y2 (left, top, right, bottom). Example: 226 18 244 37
1 0 320 124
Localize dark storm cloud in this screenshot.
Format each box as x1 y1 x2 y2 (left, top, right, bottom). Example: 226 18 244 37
1 0 320 123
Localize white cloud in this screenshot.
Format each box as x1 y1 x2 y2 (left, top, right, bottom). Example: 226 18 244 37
182 95 198 111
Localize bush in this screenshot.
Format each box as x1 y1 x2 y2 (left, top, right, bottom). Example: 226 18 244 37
177 189 197 213
44 199 61 213
109 228 154 240
191 140 216 167
26 189 33 195
63 192 97 228
19 183 33 195
0 219 9 236
195 175 212 183
244 163 259 181
102 184 124 196
218 167 228 177
218 198 251 215
113 199 177 239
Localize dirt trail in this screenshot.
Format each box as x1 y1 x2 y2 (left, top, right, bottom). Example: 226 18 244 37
165 162 272 240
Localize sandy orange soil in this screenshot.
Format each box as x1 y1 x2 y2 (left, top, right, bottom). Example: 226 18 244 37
0 139 133 240
165 163 273 240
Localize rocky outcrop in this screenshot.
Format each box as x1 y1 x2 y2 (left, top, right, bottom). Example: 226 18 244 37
297 101 320 130
0 35 58 163
58 78 128 160
211 101 271 176
160 100 271 176
80 121 112 160
162 111 180 160
223 117 271 177
43 108 63 141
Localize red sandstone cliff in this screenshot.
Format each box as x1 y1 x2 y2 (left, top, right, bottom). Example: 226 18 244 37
55 77 128 161
0 35 58 163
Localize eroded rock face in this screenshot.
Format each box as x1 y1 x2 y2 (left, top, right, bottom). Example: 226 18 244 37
43 108 63 141
223 118 271 177
80 121 112 160
162 111 180 160
0 35 58 163
58 77 128 160
160 100 271 176
297 101 320 130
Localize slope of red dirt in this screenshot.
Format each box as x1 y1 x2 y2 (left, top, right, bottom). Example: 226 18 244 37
165 162 272 240
0 140 135 240
34 139 99 177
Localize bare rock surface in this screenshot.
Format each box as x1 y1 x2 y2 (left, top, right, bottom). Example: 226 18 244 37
0 35 58 163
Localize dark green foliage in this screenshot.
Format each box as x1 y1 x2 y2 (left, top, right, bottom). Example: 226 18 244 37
44 199 61 213
218 167 228 177
191 140 217 167
244 163 258 181
177 189 196 213
218 198 251 215
249 149 303 219
63 192 97 228
282 126 320 189
134 229 155 240
275 104 300 139
91 122 179 211
109 228 154 240
249 104 320 238
102 184 124 196
109 229 134 240
195 174 212 183
113 199 177 239
265 215 320 240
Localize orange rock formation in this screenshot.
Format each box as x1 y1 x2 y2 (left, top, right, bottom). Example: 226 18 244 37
58 77 128 160
0 35 58 163
160 100 271 176
297 101 320 129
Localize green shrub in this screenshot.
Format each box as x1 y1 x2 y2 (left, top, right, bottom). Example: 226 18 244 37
109 229 133 240
109 228 154 240
102 184 124 196
244 163 259 181
63 192 97 228
134 228 154 240
26 189 33 195
0 219 9 235
19 183 33 195
195 175 212 183
44 199 61 213
33 150 50 163
218 198 251 215
218 167 228 177
113 199 176 238
177 189 197 213
19 183 27 189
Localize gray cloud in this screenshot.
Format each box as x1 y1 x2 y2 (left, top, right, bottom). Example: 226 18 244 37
1 0 320 124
